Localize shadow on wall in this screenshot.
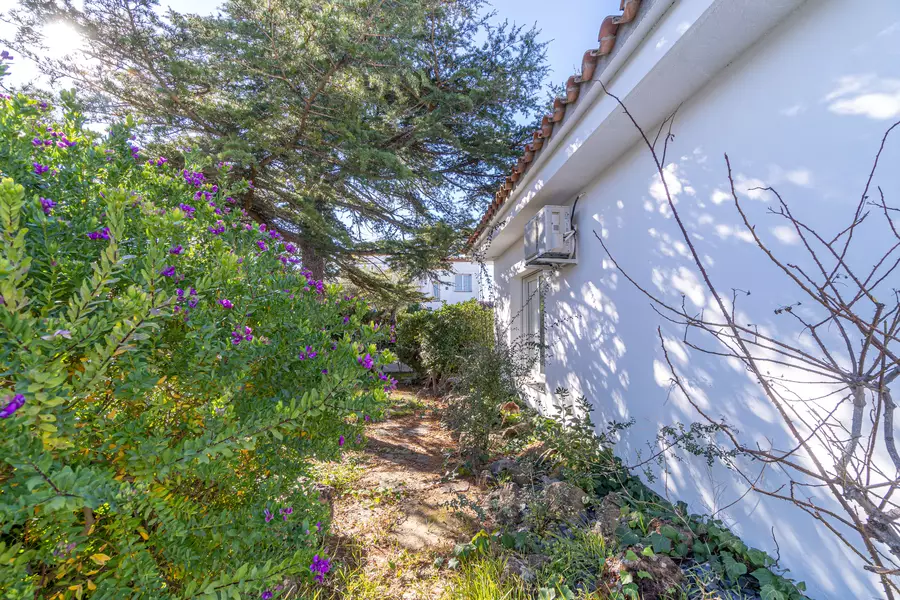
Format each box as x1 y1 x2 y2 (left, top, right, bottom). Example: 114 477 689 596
491 4 900 598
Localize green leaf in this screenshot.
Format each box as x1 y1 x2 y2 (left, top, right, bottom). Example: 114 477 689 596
649 533 672 554
722 552 748 580
624 549 640 561
761 585 786 600
751 568 776 587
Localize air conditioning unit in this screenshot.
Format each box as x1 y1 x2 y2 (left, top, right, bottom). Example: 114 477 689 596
524 205 576 266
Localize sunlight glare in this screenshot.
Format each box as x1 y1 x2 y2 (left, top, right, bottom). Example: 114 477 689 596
42 21 83 59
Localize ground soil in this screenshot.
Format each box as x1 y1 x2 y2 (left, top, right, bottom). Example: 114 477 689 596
323 390 484 599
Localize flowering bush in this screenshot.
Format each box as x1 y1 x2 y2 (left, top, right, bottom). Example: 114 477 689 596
0 90 394 598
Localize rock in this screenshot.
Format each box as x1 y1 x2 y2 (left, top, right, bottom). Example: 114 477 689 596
489 482 524 526
542 481 588 524
502 556 536 583
502 554 549 584
607 551 684 600
502 423 530 439
488 458 520 477
477 469 493 487
591 492 623 541
500 401 521 414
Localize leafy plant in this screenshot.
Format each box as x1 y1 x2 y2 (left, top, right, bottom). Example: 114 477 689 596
531 388 631 496
0 91 394 598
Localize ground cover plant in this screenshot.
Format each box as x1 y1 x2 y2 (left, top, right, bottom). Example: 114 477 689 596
0 65 396 598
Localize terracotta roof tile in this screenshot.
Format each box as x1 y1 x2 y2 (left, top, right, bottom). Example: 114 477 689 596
467 0 642 249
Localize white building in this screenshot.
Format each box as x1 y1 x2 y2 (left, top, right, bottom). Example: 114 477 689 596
470 1 900 598
356 254 489 309
419 259 489 310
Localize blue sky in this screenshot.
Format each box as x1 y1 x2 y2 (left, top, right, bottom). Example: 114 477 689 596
3 0 619 95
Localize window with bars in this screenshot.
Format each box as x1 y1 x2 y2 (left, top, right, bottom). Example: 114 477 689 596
523 273 544 374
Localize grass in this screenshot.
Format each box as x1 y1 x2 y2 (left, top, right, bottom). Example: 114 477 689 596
442 555 529 600
308 455 365 496
540 529 610 592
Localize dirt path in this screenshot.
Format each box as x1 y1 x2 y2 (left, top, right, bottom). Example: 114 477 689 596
322 391 483 599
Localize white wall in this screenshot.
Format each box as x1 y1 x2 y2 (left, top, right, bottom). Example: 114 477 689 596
419 260 492 310
491 1 900 597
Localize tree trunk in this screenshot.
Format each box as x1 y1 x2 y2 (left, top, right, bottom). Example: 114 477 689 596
300 235 326 280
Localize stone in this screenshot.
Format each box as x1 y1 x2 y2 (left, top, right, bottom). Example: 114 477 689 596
488 458 520 477
501 554 549 584
489 482 524 526
500 401 521 414
591 492 623 541
477 469 494 487
542 481 588 524
502 556 536 583
502 423 530 439
606 551 684 600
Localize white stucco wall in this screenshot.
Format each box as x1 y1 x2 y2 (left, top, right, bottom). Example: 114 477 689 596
419 260 491 310
489 1 900 597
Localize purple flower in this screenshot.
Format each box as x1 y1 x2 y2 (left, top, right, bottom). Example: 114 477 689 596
32 138 42 147
339 435 345 447
310 555 331 584
357 354 374 370
0 51 13 61
182 170 205 186
160 266 176 278
176 288 185 297
218 299 233 309
0 394 25 418
321 368 328 374
264 508 274 523
178 203 196 218
364 415 371 422
156 157 168 166
33 162 49 175
279 506 293 521
40 197 56 215
208 221 225 235
87 227 110 241
188 297 199 308
261 592 273 600
256 240 268 252
169 245 183 255
284 242 297 254
315 521 322 531
342 316 349 324
231 330 244 345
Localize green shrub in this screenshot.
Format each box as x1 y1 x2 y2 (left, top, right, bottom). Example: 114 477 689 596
447 338 523 465
393 306 431 374
394 299 493 385
0 90 394 598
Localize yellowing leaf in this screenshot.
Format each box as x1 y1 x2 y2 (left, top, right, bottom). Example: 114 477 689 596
87 580 97 591
137 527 149 540
90 553 111 565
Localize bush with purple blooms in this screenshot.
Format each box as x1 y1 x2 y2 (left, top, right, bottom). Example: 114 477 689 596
0 93 392 597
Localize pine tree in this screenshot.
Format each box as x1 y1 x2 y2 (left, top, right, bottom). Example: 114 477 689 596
4 0 547 295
